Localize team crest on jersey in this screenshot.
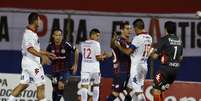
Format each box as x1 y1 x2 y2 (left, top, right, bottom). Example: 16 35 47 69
61 49 65 53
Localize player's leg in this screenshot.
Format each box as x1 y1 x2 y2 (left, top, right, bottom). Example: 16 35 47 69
107 74 122 101
152 66 169 101
33 67 46 101
128 78 146 101
80 72 90 101
91 72 101 101
129 64 147 101
37 84 46 101
54 72 71 101
51 75 62 101
120 73 132 101
8 70 29 101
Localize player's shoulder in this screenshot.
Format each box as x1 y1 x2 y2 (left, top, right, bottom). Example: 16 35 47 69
24 29 33 35
23 29 36 37
93 40 100 46
64 41 73 48
85 40 99 45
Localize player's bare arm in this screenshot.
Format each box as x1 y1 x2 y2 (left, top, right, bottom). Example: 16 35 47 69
27 47 55 65
96 54 106 61
71 48 79 75
40 50 56 60
114 40 133 55
96 51 112 61
149 48 159 60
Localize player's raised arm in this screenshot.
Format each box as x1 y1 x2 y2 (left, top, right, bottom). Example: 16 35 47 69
114 40 133 55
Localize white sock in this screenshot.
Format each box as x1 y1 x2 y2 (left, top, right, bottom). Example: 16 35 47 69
39 98 47 101
8 95 16 101
137 93 146 101
80 88 88 101
93 86 99 101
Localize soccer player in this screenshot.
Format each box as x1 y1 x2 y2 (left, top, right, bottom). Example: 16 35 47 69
46 28 78 101
107 21 132 101
150 21 183 101
79 28 108 101
8 12 56 101
115 19 152 101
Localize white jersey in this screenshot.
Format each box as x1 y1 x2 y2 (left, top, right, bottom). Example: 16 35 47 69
81 40 101 73
130 33 152 72
21 28 41 68
127 33 152 93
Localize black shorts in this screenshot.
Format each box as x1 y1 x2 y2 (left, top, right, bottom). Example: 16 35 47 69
51 71 72 90
112 73 129 92
153 65 178 91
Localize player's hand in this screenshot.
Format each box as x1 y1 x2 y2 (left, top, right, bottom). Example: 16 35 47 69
41 55 51 65
46 52 56 60
103 51 112 58
58 81 65 90
71 64 77 75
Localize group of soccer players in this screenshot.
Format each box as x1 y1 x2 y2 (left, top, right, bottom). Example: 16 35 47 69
8 12 183 101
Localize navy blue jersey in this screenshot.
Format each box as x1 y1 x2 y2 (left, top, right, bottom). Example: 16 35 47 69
46 41 75 74
112 36 131 74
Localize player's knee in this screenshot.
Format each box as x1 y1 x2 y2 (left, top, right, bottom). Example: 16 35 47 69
137 93 146 101
36 84 45 100
18 83 29 90
81 84 89 89
37 84 45 90
93 86 99 93
125 87 132 93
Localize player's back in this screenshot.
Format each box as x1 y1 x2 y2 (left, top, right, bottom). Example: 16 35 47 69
81 40 101 73
131 33 152 63
158 34 183 66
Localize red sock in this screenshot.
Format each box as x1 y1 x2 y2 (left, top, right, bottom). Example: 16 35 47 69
160 93 164 101
153 93 162 101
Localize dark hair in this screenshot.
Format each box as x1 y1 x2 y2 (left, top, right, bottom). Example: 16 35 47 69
28 12 39 24
89 28 100 37
165 21 176 34
120 21 129 29
52 28 63 34
133 18 144 29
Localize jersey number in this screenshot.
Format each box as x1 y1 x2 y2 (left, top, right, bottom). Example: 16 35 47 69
173 46 178 60
84 48 92 59
142 44 151 58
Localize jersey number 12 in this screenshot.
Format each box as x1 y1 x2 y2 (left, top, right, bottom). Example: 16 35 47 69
84 47 92 59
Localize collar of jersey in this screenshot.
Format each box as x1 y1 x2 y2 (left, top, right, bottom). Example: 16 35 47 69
26 26 37 34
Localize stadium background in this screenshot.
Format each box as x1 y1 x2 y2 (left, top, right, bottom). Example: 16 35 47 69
0 0 201 101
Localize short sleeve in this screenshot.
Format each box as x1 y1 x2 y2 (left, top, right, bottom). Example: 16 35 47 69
24 33 35 49
156 37 166 54
95 42 101 55
129 36 141 50
65 42 74 51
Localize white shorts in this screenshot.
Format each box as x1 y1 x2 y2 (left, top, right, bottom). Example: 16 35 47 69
127 63 147 93
81 72 101 86
20 59 45 86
